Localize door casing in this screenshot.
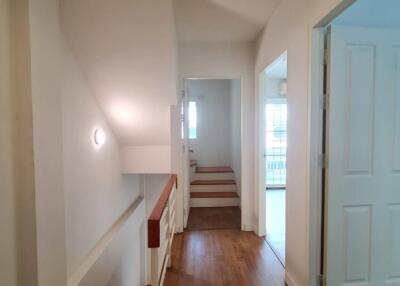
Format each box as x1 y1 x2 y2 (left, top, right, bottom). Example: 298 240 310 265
308 1 358 285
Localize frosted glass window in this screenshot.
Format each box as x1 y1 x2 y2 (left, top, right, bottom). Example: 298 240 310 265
188 101 197 139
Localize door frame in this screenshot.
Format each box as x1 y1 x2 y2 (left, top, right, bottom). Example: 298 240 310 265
181 76 245 229
308 1 357 285
257 51 288 238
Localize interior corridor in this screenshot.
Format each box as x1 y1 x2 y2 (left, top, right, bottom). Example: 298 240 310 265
165 207 286 286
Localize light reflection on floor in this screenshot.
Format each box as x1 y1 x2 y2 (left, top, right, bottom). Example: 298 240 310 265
266 190 286 266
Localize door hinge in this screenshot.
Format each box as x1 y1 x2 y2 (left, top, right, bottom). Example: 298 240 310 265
182 144 185 153
181 90 185 99
319 153 328 169
323 48 330 65
317 274 326 286
320 93 329 110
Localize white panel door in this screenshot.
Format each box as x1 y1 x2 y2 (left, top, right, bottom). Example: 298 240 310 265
325 26 400 286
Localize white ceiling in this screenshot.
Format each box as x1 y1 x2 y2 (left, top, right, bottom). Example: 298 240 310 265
173 0 282 42
60 0 178 145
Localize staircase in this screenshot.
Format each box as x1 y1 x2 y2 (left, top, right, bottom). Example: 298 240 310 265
190 166 240 207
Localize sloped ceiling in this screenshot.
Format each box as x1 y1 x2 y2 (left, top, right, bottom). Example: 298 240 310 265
174 0 282 42
60 0 177 145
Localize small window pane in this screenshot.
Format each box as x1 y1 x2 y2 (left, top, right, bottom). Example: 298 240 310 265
188 101 197 139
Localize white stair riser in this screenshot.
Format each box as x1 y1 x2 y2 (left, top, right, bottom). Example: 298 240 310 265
190 197 240 207
194 172 234 181
190 184 236 192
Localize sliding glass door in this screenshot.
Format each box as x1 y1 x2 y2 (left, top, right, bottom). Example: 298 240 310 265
265 98 287 265
265 100 287 188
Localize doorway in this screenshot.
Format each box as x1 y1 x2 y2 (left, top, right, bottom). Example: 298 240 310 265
182 78 243 231
310 0 400 284
260 52 288 266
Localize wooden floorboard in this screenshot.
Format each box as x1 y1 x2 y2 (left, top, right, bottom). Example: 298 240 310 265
164 229 286 286
186 207 241 230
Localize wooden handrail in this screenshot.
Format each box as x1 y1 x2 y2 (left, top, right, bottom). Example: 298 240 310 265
148 174 177 248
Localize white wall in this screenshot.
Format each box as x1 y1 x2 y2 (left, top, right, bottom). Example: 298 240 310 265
1 1 41 285
265 78 285 99
188 79 232 167
0 1 18 285
60 0 177 146
29 0 67 283
230 80 242 194
28 0 156 285
61 37 144 285
121 145 171 174
179 42 255 230
255 0 352 285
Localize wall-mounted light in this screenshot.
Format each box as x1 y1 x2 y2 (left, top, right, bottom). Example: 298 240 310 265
94 129 106 147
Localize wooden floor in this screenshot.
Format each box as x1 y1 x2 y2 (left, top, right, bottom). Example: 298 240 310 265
186 207 241 230
164 229 286 286
165 207 285 286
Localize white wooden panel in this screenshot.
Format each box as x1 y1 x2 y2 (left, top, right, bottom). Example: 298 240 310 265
343 206 372 285
345 44 375 175
325 26 400 286
387 204 400 283
392 47 400 173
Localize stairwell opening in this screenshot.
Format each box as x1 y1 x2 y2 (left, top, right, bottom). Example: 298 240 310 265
182 78 242 231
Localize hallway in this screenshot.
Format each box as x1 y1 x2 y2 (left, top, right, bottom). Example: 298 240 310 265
165 207 285 286
164 229 286 286
4 1 397 286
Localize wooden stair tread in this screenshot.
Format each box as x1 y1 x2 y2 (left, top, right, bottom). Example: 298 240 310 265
190 160 198 167
190 192 239 198
196 166 233 173
191 180 236 186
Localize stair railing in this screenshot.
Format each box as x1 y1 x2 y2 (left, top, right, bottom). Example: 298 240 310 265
148 174 177 286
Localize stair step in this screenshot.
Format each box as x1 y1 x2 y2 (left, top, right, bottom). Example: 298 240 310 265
194 172 234 181
190 192 240 207
196 166 233 173
191 192 239 198
191 179 236 186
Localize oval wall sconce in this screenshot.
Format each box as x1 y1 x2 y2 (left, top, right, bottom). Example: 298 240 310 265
94 129 106 147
